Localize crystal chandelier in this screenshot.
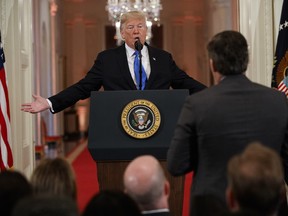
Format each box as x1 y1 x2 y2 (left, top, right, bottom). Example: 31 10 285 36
106 0 163 46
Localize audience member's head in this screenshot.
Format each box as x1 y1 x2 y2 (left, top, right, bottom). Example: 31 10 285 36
82 190 141 216
0 170 32 216
12 194 79 216
123 155 170 211
30 157 77 199
226 142 285 216
207 30 249 78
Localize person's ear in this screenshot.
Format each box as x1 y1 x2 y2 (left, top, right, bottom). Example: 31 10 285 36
209 59 215 73
209 59 221 84
164 180 170 198
226 186 238 212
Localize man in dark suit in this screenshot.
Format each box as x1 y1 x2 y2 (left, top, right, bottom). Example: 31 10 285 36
167 30 288 213
123 155 170 216
21 11 206 114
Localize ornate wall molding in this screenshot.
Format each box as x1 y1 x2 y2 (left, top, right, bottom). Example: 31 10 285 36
264 0 273 86
0 0 14 45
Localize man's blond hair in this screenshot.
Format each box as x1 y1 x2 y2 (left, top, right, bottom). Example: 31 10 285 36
120 11 147 31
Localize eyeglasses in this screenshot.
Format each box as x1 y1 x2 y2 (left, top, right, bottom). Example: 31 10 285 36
126 24 146 31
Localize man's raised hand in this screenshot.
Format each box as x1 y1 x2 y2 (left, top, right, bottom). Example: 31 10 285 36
21 94 50 114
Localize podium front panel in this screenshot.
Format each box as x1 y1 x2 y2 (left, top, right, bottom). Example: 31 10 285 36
88 89 189 161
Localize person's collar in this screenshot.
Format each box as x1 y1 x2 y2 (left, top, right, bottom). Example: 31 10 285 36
142 208 169 214
125 43 135 57
125 43 148 58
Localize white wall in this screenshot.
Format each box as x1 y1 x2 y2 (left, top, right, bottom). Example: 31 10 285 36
0 0 35 176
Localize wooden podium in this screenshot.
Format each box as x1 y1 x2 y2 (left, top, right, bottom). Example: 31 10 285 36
88 90 189 216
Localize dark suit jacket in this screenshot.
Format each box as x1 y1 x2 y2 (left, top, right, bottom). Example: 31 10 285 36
167 74 288 202
49 43 206 113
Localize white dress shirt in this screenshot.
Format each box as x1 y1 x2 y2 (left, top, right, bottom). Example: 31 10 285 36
125 43 151 86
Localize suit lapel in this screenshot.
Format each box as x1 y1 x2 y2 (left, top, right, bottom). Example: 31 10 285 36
146 45 158 89
116 44 137 90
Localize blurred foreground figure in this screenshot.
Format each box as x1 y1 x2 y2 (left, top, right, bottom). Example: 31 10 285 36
226 142 286 216
12 194 79 216
82 190 141 216
123 155 170 215
0 170 32 216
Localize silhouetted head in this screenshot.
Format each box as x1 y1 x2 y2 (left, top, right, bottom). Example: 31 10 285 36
82 190 141 216
0 170 32 216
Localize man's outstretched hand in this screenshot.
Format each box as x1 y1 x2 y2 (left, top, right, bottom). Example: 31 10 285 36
21 94 50 114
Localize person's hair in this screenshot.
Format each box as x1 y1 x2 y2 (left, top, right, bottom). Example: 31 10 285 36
30 157 77 199
227 142 284 215
0 170 32 216
207 30 249 75
11 194 79 216
120 11 147 31
125 160 166 210
82 190 142 216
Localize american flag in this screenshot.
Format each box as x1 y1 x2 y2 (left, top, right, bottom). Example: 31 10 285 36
0 32 13 170
271 0 288 96
278 76 288 96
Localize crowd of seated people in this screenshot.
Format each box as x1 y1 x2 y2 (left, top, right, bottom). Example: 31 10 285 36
0 157 79 216
1 142 288 216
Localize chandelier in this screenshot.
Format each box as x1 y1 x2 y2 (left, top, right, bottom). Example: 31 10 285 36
106 0 163 45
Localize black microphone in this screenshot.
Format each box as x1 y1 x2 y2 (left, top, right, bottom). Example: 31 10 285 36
134 38 143 51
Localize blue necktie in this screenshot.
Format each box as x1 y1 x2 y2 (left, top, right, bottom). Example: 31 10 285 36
134 51 147 90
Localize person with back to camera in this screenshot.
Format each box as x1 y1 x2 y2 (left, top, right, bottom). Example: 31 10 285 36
30 157 77 200
123 155 170 216
167 30 288 215
82 190 142 216
226 142 287 216
21 10 206 114
0 170 32 216
12 194 79 216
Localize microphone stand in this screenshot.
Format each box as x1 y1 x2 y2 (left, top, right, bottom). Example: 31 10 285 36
135 39 143 90
138 50 143 90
